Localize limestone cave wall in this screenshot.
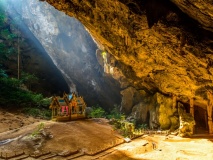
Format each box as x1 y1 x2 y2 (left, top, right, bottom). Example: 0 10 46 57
42 0 213 130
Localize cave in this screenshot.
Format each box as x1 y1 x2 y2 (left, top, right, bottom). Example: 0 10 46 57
1 0 213 159
0 0 213 138
194 106 208 134
178 101 209 134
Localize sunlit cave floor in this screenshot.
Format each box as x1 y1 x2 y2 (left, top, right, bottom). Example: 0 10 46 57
0 109 213 160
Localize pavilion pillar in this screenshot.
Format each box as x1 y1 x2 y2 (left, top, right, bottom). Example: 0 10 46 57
172 95 177 109
207 91 213 134
69 106 71 120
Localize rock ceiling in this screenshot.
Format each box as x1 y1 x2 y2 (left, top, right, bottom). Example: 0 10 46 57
42 0 213 109
171 0 213 32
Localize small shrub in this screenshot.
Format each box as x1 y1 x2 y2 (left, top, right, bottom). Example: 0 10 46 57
22 107 51 119
110 119 135 137
30 122 44 137
38 97 51 107
89 105 106 118
106 105 124 120
23 107 40 117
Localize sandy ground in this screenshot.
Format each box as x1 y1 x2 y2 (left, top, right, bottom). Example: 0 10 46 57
0 108 42 133
104 135 213 160
0 108 213 160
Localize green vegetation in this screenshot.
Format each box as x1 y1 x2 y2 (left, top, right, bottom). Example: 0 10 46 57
88 105 137 137
0 77 51 119
89 104 150 137
89 105 106 118
89 104 125 120
106 105 125 120
0 77 41 106
22 97 51 119
23 107 51 119
1 29 17 40
0 2 17 73
89 104 125 119
21 72 39 89
109 118 135 137
0 76 51 119
0 68 8 77
30 122 45 137
109 119 148 137
0 5 17 61
0 2 51 119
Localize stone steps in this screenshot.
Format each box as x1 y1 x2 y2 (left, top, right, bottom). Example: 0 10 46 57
39 153 58 160
9 154 30 160
66 152 85 160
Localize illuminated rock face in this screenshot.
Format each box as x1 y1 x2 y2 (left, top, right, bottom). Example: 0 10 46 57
43 0 213 130
42 1 213 103
9 0 121 109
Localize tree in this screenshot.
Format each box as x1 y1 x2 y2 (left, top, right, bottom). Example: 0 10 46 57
0 1 22 79
21 72 38 90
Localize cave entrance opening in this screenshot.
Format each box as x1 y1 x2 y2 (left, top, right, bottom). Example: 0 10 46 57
194 106 208 134
179 102 208 134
